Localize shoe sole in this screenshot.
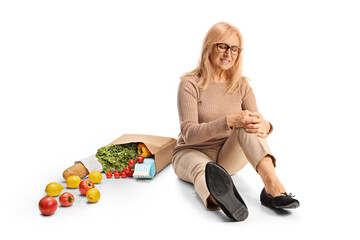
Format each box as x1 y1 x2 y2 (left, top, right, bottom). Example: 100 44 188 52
261 201 300 209
205 163 248 221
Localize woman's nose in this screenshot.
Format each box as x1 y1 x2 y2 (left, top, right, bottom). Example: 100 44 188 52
223 49 230 57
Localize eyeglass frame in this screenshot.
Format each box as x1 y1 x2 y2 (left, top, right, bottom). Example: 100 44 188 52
215 43 243 55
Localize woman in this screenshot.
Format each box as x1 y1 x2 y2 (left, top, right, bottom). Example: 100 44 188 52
172 22 299 222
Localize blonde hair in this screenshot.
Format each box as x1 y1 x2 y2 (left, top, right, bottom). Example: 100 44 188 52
181 22 247 94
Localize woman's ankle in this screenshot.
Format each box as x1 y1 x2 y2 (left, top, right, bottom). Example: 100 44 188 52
206 195 220 210
264 177 286 197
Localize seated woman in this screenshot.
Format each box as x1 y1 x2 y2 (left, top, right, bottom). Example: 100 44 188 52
171 22 299 221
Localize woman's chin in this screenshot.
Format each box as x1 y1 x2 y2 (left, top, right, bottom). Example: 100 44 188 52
219 66 232 72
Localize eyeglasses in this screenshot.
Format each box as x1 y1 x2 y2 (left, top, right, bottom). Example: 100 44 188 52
216 43 243 55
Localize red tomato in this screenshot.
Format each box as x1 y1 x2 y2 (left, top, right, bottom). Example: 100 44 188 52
39 196 58 216
59 192 75 207
114 171 121 179
120 171 127 178
137 156 144 163
128 159 136 167
124 166 131 174
128 170 133 177
114 169 120 173
106 171 112 178
79 180 95 195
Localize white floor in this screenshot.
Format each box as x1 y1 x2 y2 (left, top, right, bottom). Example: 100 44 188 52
3 152 358 239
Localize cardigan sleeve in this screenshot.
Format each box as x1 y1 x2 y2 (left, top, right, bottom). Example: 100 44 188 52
241 80 273 135
241 79 259 112
177 79 232 145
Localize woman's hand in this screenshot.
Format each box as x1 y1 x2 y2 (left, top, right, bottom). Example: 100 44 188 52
227 110 261 128
227 110 270 138
245 112 270 138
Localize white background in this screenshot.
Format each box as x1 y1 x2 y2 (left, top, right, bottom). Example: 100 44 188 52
1 0 359 239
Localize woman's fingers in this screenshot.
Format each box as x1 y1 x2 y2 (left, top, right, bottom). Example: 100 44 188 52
246 128 267 137
245 123 260 129
245 121 267 136
245 128 260 133
244 116 261 124
256 132 267 138
249 112 259 116
248 112 261 118
239 111 261 128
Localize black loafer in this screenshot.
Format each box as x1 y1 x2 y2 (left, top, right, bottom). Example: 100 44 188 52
260 188 300 209
205 162 248 221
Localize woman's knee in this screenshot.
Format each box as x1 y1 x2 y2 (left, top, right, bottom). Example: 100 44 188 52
238 127 257 139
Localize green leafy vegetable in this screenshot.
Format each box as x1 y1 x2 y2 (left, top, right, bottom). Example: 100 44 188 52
96 143 138 173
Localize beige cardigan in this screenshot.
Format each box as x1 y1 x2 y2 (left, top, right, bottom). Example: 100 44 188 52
172 75 273 158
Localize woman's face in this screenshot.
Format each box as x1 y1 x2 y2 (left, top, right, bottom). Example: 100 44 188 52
210 32 240 74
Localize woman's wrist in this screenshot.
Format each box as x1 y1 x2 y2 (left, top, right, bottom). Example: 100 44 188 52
226 115 234 128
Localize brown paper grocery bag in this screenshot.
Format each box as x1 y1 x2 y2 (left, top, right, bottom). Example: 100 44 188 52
106 134 177 173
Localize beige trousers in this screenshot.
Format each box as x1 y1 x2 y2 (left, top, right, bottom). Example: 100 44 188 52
172 128 276 209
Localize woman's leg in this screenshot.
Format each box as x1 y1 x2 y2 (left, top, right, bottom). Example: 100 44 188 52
172 148 221 210
217 128 250 175
218 128 276 173
256 155 286 197
218 128 285 196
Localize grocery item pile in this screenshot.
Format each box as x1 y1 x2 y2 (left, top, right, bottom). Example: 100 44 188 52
38 134 177 216
39 173 102 216
38 141 161 216
98 143 154 179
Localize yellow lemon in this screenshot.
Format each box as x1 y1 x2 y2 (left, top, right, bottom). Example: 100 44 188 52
88 171 102 184
86 188 100 203
45 182 64 197
66 176 82 188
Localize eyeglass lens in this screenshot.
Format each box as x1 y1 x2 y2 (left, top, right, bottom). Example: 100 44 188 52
217 43 241 55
